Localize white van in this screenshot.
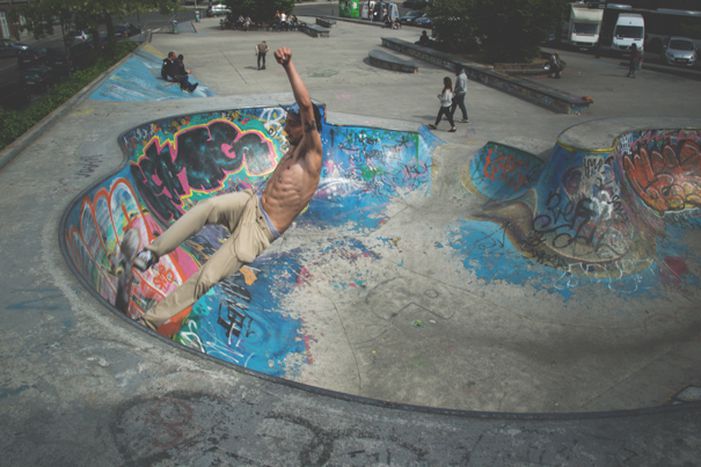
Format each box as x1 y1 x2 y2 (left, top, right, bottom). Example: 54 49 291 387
612 13 645 51
565 3 604 50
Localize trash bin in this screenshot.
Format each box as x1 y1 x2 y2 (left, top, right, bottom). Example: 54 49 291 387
171 18 178 33
195 9 201 22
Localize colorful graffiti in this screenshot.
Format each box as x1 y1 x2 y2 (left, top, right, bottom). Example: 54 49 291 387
469 142 544 201
463 129 701 299
62 106 434 377
622 133 701 215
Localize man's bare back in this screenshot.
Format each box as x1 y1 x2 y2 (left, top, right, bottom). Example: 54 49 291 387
261 47 323 233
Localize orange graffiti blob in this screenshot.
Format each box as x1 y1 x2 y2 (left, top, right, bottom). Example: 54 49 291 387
623 140 701 214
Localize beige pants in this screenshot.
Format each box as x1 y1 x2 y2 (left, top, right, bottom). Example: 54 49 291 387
142 190 275 329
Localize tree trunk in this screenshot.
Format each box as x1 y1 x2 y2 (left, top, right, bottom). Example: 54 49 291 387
105 12 116 57
60 19 72 74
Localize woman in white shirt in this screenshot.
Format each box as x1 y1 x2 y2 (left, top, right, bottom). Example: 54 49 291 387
428 76 456 132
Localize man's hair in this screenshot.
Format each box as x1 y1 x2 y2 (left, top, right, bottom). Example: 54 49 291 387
288 103 323 131
167 51 176 59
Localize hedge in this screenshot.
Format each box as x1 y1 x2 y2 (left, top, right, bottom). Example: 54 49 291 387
0 41 138 151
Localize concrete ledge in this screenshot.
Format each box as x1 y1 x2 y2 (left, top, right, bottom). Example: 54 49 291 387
381 37 592 115
368 48 418 73
302 23 330 38
316 17 336 28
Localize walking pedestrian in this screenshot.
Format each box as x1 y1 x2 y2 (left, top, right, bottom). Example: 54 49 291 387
451 66 469 123
627 43 642 78
428 76 456 132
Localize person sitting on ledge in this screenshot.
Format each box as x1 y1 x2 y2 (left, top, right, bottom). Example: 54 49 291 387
416 30 431 46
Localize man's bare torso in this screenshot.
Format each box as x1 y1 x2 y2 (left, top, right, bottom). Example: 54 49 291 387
261 144 321 233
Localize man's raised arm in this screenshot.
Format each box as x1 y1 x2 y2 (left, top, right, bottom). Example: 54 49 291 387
275 48 318 136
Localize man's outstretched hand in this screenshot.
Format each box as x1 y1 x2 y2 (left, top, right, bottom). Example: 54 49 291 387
275 48 292 67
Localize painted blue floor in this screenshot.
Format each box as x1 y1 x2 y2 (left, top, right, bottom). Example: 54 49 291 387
90 49 214 102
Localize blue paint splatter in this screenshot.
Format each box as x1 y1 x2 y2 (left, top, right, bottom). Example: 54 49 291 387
448 219 667 301
90 51 214 102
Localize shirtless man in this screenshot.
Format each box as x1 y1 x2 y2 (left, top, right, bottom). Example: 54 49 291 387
133 47 323 332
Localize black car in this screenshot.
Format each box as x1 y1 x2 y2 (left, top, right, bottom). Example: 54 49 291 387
114 23 141 39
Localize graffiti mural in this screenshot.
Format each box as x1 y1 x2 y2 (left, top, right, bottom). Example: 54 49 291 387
468 141 544 201
62 105 434 376
462 129 701 299
621 131 701 215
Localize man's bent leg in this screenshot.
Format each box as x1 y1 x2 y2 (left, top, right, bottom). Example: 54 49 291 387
148 192 251 258
142 236 243 329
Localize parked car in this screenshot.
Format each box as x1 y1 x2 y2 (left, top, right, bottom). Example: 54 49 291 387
664 36 697 67
113 23 141 39
207 3 231 17
0 38 29 59
413 14 433 28
399 10 424 25
16 47 44 67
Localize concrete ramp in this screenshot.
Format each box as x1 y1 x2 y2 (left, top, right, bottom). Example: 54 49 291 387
62 106 436 378
467 125 701 298
61 111 701 412
89 45 214 101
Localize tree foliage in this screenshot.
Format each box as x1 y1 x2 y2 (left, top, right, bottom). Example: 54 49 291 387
431 0 569 62
19 0 177 60
224 0 295 22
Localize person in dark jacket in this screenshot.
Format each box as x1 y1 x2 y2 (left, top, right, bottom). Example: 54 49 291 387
170 54 198 92
161 51 176 80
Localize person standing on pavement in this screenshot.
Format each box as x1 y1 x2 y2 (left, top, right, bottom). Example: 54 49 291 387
627 43 642 78
256 40 269 70
451 67 469 123
429 76 456 132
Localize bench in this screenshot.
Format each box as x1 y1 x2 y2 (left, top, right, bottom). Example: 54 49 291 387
303 24 330 38
316 17 336 28
368 49 418 73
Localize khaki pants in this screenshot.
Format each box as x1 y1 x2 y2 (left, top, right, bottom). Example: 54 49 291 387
142 190 275 329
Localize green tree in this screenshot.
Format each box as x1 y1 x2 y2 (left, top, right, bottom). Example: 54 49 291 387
429 0 477 53
19 0 177 66
225 0 294 22
431 0 568 62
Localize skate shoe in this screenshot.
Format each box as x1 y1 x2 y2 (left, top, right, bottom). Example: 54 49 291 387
133 249 158 272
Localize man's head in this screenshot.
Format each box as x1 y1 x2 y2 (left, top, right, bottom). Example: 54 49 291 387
285 103 322 145
455 66 464 75
167 51 176 60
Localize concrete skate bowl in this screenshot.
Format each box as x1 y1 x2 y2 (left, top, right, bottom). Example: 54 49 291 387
60 108 701 414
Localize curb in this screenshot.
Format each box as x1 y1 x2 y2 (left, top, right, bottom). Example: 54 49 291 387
0 38 151 171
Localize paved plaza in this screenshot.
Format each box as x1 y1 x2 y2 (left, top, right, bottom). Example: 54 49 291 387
1 8 701 464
